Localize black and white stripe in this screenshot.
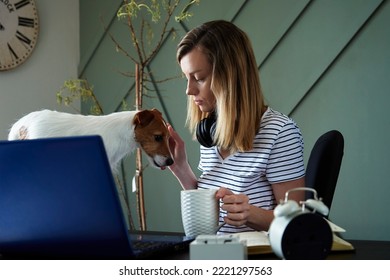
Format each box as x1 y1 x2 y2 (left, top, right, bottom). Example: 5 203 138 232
197 107 305 234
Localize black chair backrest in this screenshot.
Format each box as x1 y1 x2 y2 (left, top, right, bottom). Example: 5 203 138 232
305 130 344 212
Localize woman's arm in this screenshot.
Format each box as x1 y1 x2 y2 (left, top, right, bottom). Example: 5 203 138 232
216 177 305 231
167 124 198 190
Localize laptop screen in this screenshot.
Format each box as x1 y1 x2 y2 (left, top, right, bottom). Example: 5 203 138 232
0 136 133 259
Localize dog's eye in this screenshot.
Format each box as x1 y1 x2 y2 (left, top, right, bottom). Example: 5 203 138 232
154 135 163 142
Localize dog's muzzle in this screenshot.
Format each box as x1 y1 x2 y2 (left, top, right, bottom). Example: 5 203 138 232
153 157 174 170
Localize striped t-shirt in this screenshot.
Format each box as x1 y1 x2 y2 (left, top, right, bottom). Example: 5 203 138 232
197 107 305 234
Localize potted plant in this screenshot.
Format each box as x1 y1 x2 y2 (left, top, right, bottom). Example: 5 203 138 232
57 0 200 231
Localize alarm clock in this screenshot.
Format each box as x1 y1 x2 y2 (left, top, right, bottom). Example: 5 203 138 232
269 187 333 260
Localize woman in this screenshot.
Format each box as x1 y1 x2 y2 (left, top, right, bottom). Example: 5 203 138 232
168 20 305 233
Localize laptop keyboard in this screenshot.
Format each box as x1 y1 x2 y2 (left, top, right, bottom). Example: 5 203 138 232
132 240 177 253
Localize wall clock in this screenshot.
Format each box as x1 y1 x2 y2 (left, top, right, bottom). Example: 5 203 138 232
0 0 39 71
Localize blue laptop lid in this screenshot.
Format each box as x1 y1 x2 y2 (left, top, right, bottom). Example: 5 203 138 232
0 136 133 259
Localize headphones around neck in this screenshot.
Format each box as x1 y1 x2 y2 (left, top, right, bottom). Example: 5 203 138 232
196 112 216 148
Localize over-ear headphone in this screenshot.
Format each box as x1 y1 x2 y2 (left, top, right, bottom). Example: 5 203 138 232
269 187 333 260
196 112 216 148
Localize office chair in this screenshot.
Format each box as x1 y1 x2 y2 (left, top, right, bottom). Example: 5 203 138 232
305 130 344 216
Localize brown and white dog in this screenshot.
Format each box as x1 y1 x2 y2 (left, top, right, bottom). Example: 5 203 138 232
8 109 174 171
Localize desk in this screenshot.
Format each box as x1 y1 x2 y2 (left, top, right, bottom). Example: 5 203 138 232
162 239 390 260
1 240 389 260
328 240 390 260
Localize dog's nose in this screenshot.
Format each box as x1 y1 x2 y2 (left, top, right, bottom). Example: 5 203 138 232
166 158 174 166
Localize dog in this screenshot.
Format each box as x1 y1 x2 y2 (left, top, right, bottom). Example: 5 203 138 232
8 108 174 172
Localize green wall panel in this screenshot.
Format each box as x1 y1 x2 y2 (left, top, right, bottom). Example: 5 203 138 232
234 0 310 67
260 0 382 115
79 0 122 74
80 0 390 240
293 0 390 240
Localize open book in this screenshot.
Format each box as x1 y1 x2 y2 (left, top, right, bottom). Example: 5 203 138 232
230 220 354 255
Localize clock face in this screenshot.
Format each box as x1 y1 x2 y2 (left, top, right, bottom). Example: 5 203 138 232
0 0 39 71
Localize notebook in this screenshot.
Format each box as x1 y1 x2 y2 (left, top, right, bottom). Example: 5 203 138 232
0 135 192 259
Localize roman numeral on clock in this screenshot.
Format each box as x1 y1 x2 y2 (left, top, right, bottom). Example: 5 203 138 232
19 17 35 28
8 43 19 60
14 0 31 10
16 30 32 46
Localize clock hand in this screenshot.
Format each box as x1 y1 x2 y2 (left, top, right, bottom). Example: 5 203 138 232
0 22 4 31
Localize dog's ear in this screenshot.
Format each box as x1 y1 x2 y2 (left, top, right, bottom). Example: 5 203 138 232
133 109 157 127
151 108 162 117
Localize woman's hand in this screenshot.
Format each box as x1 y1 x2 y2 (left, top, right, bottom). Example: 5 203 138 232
167 124 187 168
215 178 306 231
216 187 250 226
167 124 197 189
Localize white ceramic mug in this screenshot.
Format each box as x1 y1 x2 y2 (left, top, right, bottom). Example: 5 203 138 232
181 189 219 237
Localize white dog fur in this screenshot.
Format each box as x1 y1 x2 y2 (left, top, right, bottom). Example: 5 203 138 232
8 109 173 172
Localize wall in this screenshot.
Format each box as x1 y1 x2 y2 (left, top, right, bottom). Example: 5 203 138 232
80 0 390 241
0 0 79 140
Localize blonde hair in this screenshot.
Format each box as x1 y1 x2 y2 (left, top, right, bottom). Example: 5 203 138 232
177 20 266 152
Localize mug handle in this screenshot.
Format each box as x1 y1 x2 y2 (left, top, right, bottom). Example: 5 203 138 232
216 222 226 233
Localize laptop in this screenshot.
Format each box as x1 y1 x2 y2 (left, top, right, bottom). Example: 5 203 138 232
0 135 192 259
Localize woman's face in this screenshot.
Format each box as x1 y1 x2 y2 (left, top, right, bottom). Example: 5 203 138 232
180 47 216 113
